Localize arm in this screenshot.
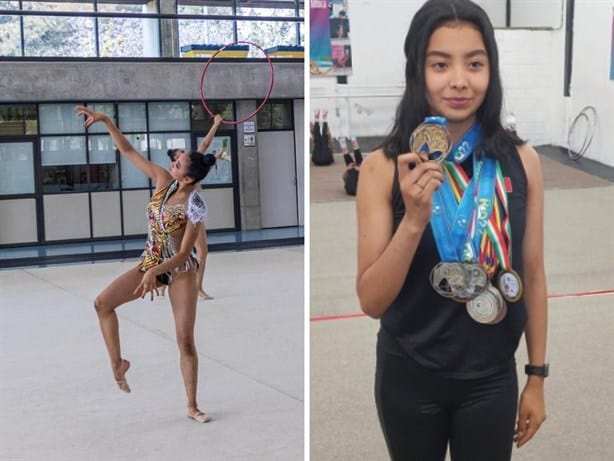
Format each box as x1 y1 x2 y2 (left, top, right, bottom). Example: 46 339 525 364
515 143 548 448
197 114 224 153
75 106 170 186
134 221 202 299
355 150 444 318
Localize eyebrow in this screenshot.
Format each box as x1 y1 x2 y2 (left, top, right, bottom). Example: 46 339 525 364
426 49 488 59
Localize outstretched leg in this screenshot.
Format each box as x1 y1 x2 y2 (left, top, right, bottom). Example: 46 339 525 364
94 265 155 392
168 270 210 422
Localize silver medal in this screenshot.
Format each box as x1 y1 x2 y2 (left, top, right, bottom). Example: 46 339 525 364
430 262 468 298
466 284 507 324
451 263 488 302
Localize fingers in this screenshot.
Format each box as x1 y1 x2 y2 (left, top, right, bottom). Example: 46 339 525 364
74 105 95 128
514 412 546 448
397 153 444 197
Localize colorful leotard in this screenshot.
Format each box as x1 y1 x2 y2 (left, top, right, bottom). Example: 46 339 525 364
139 180 208 281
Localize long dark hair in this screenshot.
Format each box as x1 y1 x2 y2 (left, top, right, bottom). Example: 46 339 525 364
380 0 522 160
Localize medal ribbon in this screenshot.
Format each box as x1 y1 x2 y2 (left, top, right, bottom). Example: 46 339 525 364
430 122 484 263
445 161 512 277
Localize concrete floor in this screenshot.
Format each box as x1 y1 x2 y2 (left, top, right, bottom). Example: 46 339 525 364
0 247 304 461
310 154 614 460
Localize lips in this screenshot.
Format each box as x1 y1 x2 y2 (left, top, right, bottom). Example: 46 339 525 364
446 98 471 109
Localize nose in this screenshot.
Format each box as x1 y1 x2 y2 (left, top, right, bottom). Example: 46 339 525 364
449 66 468 90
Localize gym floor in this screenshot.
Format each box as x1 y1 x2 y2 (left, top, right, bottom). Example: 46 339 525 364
310 146 614 460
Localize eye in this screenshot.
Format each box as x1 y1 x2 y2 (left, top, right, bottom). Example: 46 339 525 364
432 62 447 70
469 60 486 69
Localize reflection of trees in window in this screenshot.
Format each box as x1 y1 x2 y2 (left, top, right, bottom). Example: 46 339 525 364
2 1 304 57
191 101 234 132
257 101 293 130
0 104 38 135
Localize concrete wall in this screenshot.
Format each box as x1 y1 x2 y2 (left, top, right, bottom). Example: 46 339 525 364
0 60 303 102
310 0 614 167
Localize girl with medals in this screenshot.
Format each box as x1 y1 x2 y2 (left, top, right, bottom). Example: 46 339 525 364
355 1 548 460
75 106 217 424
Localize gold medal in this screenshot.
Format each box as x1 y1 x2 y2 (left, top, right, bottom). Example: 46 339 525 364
497 269 523 303
409 121 451 163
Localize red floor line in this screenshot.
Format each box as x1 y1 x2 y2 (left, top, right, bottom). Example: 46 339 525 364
310 288 614 323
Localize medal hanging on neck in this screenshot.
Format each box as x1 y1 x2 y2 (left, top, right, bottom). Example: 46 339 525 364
492 164 523 302
428 121 492 304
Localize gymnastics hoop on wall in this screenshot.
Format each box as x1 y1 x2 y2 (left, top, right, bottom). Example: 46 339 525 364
199 41 275 126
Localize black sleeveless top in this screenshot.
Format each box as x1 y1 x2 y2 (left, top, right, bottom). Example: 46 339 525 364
381 146 528 378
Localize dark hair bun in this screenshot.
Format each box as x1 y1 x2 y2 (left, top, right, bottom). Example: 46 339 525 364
203 153 216 168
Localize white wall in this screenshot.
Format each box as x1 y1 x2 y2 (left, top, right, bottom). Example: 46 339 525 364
567 0 614 166
310 0 614 167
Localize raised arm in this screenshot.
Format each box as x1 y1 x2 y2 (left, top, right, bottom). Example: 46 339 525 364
75 105 170 186
356 150 444 318
197 114 224 153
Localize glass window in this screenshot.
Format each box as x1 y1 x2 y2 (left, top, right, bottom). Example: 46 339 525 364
0 1 19 9
23 16 96 57
85 103 115 134
237 18 298 51
236 5 299 50
0 142 35 195
21 2 94 12
199 136 232 185
88 135 116 164
191 101 234 132
41 136 86 166
118 102 147 132
97 2 158 13
177 2 232 15
0 104 37 136
98 16 159 57
148 102 190 131
178 18 234 52
149 133 191 169
89 164 119 191
41 135 88 192
0 10 22 56
40 104 85 135
257 101 293 130
121 133 149 189
41 165 89 193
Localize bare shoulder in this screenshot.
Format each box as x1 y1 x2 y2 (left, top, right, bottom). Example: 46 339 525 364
361 149 395 183
516 143 543 187
356 148 396 205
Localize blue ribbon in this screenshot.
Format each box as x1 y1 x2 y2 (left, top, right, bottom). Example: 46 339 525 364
428 120 497 263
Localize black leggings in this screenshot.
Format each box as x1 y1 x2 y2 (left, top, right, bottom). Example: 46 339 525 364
375 329 518 461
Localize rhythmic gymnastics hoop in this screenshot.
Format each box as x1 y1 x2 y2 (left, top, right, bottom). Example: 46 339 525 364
567 105 597 161
199 40 275 126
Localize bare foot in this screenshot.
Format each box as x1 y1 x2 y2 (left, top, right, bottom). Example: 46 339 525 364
198 289 214 301
187 408 212 423
114 358 131 393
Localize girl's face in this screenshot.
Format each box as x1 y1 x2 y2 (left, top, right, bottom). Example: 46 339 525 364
169 152 192 183
424 21 490 133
